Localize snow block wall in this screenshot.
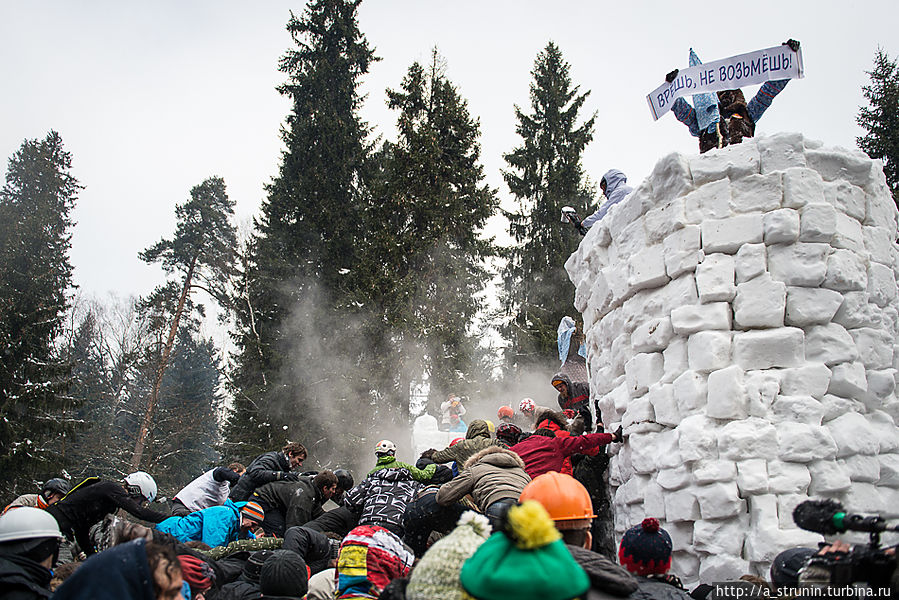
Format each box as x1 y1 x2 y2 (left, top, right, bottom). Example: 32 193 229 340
565 134 899 585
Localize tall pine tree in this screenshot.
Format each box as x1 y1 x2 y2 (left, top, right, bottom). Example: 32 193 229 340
226 0 377 466
857 49 899 206
501 42 596 373
0 132 80 495
365 49 498 413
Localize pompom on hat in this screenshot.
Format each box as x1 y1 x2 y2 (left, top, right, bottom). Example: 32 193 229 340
460 500 589 600
618 518 673 576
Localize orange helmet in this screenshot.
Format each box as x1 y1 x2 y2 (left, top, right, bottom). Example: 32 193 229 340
497 405 514 419
519 471 595 526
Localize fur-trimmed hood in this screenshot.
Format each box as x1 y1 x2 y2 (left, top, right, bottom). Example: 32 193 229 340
534 409 569 431
464 445 526 470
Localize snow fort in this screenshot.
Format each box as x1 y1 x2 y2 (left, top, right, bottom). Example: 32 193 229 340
565 133 899 586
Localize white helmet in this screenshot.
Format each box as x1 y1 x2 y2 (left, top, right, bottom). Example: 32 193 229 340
375 440 397 455
519 398 536 413
124 471 158 502
0 506 63 543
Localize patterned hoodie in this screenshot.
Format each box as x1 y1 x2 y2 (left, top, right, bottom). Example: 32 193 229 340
344 468 422 535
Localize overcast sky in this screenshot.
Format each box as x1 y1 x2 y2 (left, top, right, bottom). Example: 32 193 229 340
2 1 897 342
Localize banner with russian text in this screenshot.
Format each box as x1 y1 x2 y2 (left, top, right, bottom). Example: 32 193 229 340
647 45 804 120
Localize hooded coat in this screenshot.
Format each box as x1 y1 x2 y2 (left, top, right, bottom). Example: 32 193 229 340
252 477 325 530
582 170 633 228
230 451 292 501
343 469 422 534
551 373 593 432
155 499 250 548
511 431 615 479
430 420 498 467
51 539 156 600
435 446 531 511
0 553 52 600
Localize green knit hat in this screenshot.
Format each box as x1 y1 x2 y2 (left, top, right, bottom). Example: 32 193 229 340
407 511 492 600
460 501 590 600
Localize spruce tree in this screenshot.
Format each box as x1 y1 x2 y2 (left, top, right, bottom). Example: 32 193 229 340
501 42 596 372
857 49 899 206
0 132 79 495
366 49 498 412
226 0 376 465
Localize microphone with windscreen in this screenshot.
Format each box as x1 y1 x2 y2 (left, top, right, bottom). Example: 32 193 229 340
793 499 899 535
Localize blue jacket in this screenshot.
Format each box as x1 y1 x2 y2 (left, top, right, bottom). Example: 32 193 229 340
583 169 633 228
156 499 251 548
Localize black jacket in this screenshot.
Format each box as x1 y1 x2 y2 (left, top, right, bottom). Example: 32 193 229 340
252 477 325 529
343 468 421 534
51 539 156 600
553 372 593 431
0 554 52 600
45 480 168 555
567 544 638 599
230 452 291 501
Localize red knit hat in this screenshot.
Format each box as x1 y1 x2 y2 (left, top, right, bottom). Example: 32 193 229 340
618 518 673 576
177 555 214 593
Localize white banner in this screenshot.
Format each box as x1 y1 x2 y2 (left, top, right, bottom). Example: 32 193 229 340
647 44 804 120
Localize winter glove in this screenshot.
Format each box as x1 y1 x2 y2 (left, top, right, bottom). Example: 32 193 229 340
611 425 624 443
783 39 800 52
283 472 301 482
665 69 679 83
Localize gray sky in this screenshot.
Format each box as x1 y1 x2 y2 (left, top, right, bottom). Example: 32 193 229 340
2 1 897 342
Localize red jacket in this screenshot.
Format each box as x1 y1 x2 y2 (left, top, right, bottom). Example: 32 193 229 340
511 432 614 479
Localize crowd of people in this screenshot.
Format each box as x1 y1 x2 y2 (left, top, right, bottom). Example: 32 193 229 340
1 370 896 599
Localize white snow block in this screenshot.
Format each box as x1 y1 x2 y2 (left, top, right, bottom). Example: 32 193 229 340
778 494 809 529
869 411 899 453
745 370 781 417
806 147 872 185
759 132 808 173
644 197 688 243
877 454 899 487
736 458 769 495
718 417 778 460
768 460 811 494
783 167 825 209
671 552 700 581
868 262 899 308
673 371 709 415
732 172 783 214
863 370 897 410
696 254 736 303
732 328 804 370
612 220 648 267
684 179 732 222
827 361 868 398
821 394 865 422
698 554 750 585
628 244 669 291
664 227 705 278
767 242 830 286
688 331 732 373
843 482 886 514
772 395 825 425
832 212 865 253
616 474 649 505
622 396 655 429
689 141 760 186
664 488 700 522
826 412 880 457
678 415 718 462
776 422 837 462
607 185 648 240
670 302 732 335
701 214 764 254
850 328 893 370
843 454 881 482
799 203 837 242
865 176 899 230
695 481 743 520
864 226 895 266
733 274 786 329
625 353 664 397
780 363 832 399
784 287 844 326
642 480 667 520
692 459 737 484
805 323 858 366
735 243 766 283
832 291 883 330
763 208 800 244
707 365 748 420
662 337 688 384
631 317 674 353
823 180 867 222
649 384 680 427
808 459 852 493
692 518 746 556
657 465 692 490
823 248 868 292
650 152 694 205
664 224 701 253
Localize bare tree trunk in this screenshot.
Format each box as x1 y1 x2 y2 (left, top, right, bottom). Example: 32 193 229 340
130 254 198 471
